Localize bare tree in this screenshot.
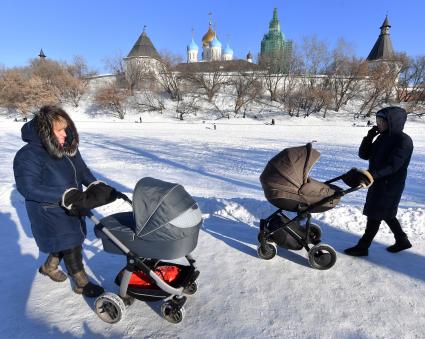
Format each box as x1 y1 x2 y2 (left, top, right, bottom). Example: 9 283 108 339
259 45 303 103
64 56 97 107
131 90 165 113
176 95 200 120
230 70 262 115
94 81 129 119
283 35 333 116
103 53 126 75
325 38 369 111
358 62 399 117
67 55 97 78
397 55 425 112
300 35 331 75
184 64 228 103
156 51 184 101
29 58 91 106
123 58 154 95
0 68 57 117
260 54 286 102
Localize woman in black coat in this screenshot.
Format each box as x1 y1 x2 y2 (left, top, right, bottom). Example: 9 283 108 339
14 106 115 297
344 106 413 256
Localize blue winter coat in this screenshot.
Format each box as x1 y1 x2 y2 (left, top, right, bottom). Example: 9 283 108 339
13 119 96 253
359 108 413 220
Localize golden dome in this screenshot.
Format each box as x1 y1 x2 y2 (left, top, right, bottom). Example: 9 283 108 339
202 25 216 47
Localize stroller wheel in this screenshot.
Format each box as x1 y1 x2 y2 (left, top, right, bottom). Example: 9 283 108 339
183 280 198 295
308 244 337 270
308 224 322 245
161 301 186 324
257 241 277 260
94 292 126 324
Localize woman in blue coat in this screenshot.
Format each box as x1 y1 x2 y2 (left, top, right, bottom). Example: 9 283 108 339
344 106 413 256
14 105 114 297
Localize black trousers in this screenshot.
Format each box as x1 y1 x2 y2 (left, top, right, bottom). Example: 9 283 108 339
359 217 407 248
50 246 84 274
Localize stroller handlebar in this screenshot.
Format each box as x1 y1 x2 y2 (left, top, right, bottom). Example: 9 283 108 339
325 168 374 191
115 191 133 205
324 175 345 185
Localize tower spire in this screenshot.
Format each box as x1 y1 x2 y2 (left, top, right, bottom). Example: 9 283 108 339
366 15 395 61
208 11 212 26
38 48 46 59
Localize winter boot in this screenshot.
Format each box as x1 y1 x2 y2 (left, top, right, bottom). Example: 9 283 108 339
71 270 104 298
344 244 368 257
386 238 412 253
38 254 68 282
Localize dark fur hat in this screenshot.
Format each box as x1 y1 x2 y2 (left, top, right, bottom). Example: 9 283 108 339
34 105 79 159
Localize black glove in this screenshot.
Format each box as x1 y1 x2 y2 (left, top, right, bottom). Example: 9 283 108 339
366 126 379 139
85 181 118 208
342 168 373 188
61 188 90 217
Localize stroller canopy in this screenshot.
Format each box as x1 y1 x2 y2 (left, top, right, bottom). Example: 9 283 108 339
265 143 320 189
260 143 340 212
96 177 202 259
133 177 202 241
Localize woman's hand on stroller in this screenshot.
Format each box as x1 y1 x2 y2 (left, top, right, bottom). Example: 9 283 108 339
342 168 374 188
85 181 119 207
61 188 91 217
61 182 119 216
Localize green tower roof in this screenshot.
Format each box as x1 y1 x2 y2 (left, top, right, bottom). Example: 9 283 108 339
261 8 286 54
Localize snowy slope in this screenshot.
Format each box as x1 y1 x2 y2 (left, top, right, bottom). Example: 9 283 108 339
0 118 424 338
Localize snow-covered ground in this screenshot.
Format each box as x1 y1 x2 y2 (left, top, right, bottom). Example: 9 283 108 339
0 115 424 338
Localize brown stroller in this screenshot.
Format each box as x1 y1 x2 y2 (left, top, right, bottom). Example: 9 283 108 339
258 143 373 270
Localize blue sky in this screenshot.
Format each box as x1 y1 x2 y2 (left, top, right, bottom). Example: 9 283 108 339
0 0 423 72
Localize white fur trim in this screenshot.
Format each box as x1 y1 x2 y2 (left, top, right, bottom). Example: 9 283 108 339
353 168 374 188
61 188 79 210
87 180 105 189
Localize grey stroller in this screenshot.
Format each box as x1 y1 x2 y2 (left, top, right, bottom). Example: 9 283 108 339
258 143 373 270
90 177 202 324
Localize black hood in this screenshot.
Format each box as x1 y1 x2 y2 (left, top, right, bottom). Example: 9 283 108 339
376 106 407 135
21 109 79 159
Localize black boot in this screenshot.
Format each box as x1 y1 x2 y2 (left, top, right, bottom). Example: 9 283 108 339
386 238 412 253
63 246 104 298
344 244 368 257
71 270 104 298
39 254 68 282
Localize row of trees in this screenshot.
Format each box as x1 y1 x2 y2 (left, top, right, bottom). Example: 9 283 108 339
1 37 424 119
0 56 95 116
95 38 425 120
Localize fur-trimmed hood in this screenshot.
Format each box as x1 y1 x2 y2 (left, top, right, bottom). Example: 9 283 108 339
21 107 79 159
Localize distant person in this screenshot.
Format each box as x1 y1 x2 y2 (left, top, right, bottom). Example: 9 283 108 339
344 106 413 256
271 119 275 125
13 105 116 297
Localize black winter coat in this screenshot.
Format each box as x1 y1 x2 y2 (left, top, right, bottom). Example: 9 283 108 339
359 110 413 220
13 118 96 253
